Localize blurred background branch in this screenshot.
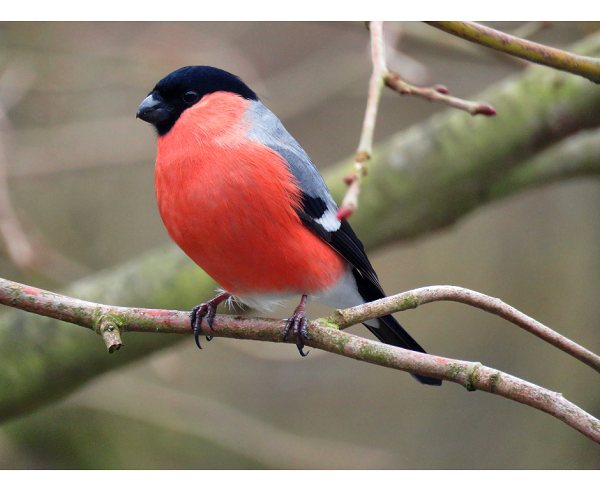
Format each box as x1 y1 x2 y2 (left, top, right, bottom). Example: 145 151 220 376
0 63 91 283
0 64 36 270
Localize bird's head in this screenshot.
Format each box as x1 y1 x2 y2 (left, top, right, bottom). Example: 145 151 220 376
136 66 258 136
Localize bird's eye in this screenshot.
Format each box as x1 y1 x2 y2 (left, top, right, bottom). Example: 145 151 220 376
182 90 199 104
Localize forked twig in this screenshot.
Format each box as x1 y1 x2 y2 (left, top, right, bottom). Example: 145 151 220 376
337 22 496 220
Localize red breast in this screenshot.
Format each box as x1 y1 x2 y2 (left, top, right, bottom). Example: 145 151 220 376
155 91 346 297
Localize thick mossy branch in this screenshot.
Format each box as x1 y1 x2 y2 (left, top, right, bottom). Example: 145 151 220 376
489 127 600 198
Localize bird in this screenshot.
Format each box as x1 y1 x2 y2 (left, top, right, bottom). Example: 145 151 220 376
137 65 441 386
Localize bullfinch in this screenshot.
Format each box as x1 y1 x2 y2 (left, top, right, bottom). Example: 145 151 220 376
137 66 441 386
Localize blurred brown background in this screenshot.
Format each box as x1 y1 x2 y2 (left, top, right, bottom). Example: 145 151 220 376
0 21 599 469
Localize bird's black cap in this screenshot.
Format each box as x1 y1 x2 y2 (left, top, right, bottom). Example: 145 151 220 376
137 66 258 136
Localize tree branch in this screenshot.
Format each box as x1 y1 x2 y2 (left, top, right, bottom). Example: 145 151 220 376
1 276 599 443
324 285 600 375
0 245 212 422
425 21 600 84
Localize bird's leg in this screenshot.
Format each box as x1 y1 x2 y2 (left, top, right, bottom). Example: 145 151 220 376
190 292 231 349
283 294 310 357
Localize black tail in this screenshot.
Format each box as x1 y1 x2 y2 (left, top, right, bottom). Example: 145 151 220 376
363 314 442 386
324 225 441 386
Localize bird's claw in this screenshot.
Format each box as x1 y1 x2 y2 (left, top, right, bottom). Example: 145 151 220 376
190 293 230 349
283 295 310 356
190 303 215 349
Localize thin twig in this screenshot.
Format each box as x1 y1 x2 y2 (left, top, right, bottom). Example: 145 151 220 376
1 276 599 444
337 21 386 221
384 73 496 116
425 21 600 84
338 22 497 220
325 285 600 375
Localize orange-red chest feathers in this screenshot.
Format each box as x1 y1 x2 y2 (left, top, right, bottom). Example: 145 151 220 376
154 92 346 297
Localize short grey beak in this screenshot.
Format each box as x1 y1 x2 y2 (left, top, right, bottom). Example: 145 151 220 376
136 93 169 124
